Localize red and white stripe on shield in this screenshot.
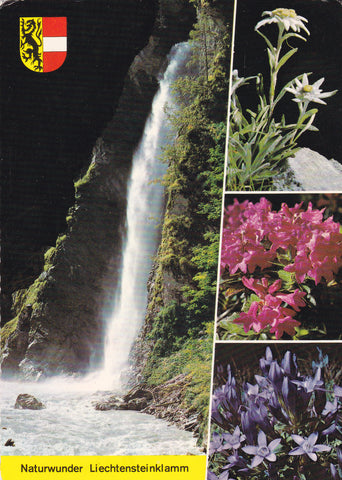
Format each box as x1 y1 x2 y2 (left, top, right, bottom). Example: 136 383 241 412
42 17 67 72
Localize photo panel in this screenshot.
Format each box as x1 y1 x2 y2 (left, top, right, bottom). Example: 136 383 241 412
207 342 342 480
225 0 342 191
217 193 342 341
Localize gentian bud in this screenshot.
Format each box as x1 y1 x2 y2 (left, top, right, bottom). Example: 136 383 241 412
281 350 298 377
337 447 342 469
282 376 296 412
330 463 338 480
321 422 336 436
260 347 274 374
269 361 283 392
241 410 257 444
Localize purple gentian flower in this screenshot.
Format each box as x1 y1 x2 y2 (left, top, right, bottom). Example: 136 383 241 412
249 403 273 434
322 398 338 417
222 426 246 450
213 385 229 406
337 447 342 468
334 385 342 398
224 451 249 475
289 432 331 461
218 468 236 480
330 463 339 480
211 397 224 426
292 368 324 393
260 347 274 374
209 432 224 455
207 470 219 480
322 422 337 436
269 361 284 392
282 376 296 412
242 430 281 468
255 374 273 392
245 382 269 404
241 410 257 444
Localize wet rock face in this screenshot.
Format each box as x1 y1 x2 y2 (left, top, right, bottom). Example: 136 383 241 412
234 0 342 161
0 0 157 324
93 375 200 434
1 306 32 375
14 393 46 410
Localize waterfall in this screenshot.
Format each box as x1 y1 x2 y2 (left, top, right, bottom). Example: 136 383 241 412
1 42 202 457
96 42 191 389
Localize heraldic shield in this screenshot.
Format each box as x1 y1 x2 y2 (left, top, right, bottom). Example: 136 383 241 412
20 17 67 72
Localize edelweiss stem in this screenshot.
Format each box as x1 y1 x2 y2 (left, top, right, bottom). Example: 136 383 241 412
269 25 284 120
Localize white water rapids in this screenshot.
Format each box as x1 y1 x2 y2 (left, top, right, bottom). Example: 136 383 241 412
1 43 201 456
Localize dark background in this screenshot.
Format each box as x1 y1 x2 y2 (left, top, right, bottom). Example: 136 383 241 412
214 342 342 385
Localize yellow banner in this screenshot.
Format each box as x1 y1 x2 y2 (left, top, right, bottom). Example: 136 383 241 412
1 456 206 480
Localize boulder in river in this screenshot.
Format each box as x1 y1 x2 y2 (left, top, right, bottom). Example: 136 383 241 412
14 393 46 410
4 438 15 447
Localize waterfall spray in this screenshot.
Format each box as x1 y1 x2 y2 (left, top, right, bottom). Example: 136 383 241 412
97 42 191 389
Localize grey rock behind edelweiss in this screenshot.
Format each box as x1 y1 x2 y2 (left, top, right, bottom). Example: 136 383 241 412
274 148 342 191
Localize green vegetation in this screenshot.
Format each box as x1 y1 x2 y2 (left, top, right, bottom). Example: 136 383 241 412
147 323 214 443
0 228 69 351
0 317 18 350
74 160 97 194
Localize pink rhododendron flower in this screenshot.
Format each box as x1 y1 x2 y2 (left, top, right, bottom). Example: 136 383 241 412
235 302 269 333
269 313 301 339
234 302 301 339
276 289 306 311
223 198 250 229
284 253 311 283
300 202 324 224
242 276 282 296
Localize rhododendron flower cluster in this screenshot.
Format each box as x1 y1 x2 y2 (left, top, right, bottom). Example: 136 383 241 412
220 197 342 338
208 347 342 480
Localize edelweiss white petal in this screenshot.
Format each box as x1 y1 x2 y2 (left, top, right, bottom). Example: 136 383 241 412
255 8 310 36
286 75 337 105
255 17 277 30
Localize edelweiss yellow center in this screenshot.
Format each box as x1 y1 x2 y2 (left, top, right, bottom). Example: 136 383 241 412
273 8 297 19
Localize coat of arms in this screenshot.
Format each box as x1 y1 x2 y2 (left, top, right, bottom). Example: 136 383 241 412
20 17 67 72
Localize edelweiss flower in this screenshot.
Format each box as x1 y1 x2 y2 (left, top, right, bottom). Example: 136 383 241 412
255 8 310 35
285 73 338 105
